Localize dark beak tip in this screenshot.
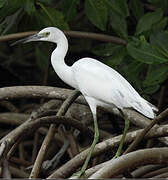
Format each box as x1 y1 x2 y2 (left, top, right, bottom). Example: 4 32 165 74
10 33 40 47
10 42 18 47
10 39 26 46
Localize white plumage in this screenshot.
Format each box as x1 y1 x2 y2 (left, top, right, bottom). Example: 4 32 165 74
45 27 157 119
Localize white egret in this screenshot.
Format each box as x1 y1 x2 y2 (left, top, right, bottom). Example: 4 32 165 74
12 27 158 177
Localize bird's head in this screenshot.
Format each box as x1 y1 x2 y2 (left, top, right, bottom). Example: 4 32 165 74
11 27 65 46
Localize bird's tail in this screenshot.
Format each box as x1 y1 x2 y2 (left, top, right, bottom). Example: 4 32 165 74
144 99 158 113
132 98 158 119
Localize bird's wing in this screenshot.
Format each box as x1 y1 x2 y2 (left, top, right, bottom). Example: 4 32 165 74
72 58 156 118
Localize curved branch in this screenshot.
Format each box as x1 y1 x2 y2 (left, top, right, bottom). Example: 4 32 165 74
0 30 127 45
89 148 168 178
0 86 85 105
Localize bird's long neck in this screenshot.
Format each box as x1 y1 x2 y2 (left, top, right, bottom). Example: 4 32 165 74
51 34 77 88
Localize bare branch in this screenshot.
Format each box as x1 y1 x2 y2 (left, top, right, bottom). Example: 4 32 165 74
0 30 127 45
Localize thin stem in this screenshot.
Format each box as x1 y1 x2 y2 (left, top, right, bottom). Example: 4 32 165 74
72 113 99 178
113 115 130 158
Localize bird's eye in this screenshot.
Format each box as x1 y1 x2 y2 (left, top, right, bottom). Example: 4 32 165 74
43 32 50 37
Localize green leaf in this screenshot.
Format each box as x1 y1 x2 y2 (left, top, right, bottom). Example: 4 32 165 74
104 46 127 67
92 43 123 57
121 60 144 90
85 0 107 31
147 0 168 13
35 6 69 30
130 0 144 20
143 85 160 94
150 31 168 56
143 64 168 86
38 0 53 6
110 11 128 39
0 8 23 35
24 0 36 16
0 0 6 8
136 8 163 35
0 0 24 19
160 0 168 13
63 0 79 22
127 39 168 64
104 0 129 17
152 17 168 32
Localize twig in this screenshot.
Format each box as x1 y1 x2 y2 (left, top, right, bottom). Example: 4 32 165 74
153 172 168 178
0 141 11 178
42 138 70 171
7 136 23 160
67 131 79 158
29 90 80 178
0 113 28 126
0 100 19 112
31 131 40 163
132 164 164 178
143 166 168 178
9 166 29 178
157 85 166 111
9 157 32 167
2 158 11 178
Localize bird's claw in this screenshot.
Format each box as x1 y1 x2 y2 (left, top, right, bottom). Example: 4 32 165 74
112 153 120 160
71 171 85 178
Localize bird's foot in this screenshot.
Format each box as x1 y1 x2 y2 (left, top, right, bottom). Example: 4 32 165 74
71 170 85 179
112 152 120 160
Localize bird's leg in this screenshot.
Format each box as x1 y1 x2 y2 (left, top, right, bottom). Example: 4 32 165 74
72 110 99 178
113 111 130 159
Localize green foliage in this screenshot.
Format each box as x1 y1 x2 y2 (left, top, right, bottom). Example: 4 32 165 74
63 0 79 22
24 0 36 16
1 0 168 99
0 0 6 8
127 38 168 64
136 8 163 35
150 31 168 55
109 11 128 39
143 64 168 87
130 0 144 21
104 0 129 18
85 0 107 31
34 5 69 30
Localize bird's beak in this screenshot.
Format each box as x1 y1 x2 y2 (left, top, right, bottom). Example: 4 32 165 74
11 33 43 46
